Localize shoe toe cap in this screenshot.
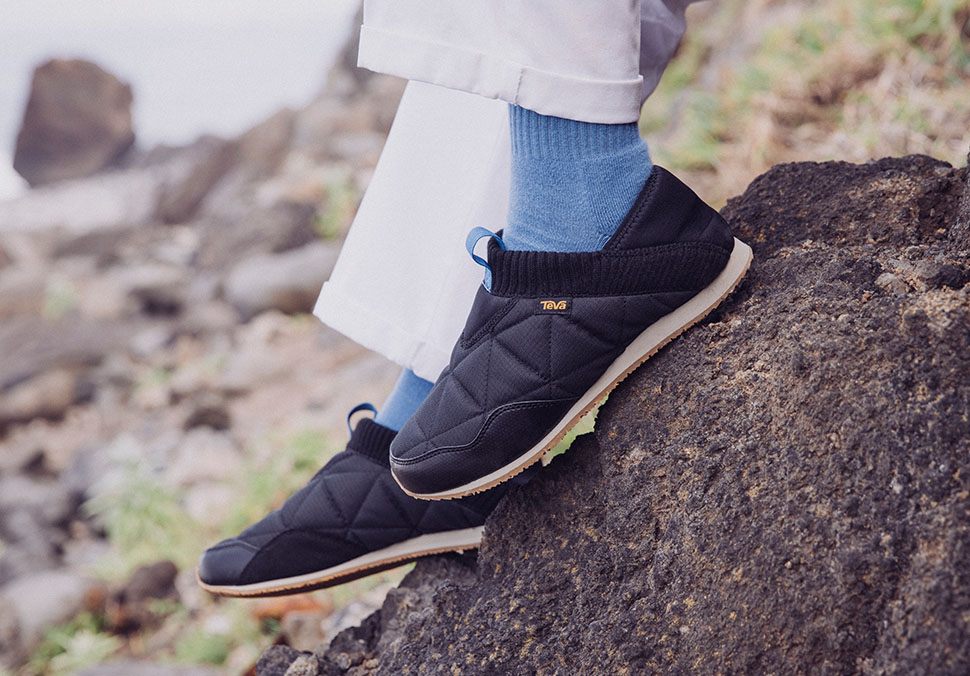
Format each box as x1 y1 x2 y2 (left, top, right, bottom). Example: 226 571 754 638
197 538 259 587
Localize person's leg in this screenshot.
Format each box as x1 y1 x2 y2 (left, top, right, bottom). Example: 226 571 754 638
360 1 644 124
374 368 434 431
201 0 716 595
504 105 652 252
201 0 714 596
362 1 752 498
313 82 509 383
319 1 702 383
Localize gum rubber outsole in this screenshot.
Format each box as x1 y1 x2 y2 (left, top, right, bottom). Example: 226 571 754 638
396 238 753 501
197 526 483 598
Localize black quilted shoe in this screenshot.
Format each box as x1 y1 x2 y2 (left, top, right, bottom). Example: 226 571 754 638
197 406 510 597
390 166 752 499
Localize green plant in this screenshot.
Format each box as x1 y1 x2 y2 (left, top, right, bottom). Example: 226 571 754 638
46 632 122 676
84 463 202 577
42 278 78 320
28 613 120 676
173 632 230 666
313 171 359 240
134 366 172 392
543 401 601 465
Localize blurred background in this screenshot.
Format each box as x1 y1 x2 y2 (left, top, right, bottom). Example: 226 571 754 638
0 0 360 199
0 1 967 675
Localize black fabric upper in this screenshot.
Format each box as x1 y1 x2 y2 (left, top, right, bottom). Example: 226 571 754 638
389 166 735 495
197 418 507 587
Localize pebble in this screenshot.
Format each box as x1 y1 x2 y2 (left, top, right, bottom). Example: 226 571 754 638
165 427 240 488
223 241 340 320
0 569 100 662
0 368 80 427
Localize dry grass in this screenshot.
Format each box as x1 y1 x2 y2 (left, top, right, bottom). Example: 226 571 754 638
641 0 970 205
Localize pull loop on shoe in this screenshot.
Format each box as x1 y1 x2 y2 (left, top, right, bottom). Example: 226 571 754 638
465 227 506 291
346 401 377 435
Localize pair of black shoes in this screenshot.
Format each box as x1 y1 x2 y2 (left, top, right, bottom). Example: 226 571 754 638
198 168 751 597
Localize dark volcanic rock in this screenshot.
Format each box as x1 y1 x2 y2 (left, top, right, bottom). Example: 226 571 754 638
13 59 135 186
260 156 970 675
256 645 310 676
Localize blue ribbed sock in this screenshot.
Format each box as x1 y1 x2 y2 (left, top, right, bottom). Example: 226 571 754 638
374 368 434 432
505 105 652 252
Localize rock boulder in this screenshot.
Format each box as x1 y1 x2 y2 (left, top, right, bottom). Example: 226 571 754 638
258 155 970 675
13 59 135 186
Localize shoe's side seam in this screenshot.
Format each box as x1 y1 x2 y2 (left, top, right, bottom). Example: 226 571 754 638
546 313 553 401
492 333 551 388
376 478 421 538
345 478 388 550
619 295 629 346
459 298 517 349
319 478 352 533
603 165 660 252
483 334 493 414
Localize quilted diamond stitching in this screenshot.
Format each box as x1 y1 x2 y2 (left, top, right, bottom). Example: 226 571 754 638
279 452 353 528
375 478 423 538
318 470 373 525
399 299 639 457
490 333 547 388
563 313 619 352
405 305 627 452
278 482 313 530
415 350 559 449
439 367 483 420
338 470 385 547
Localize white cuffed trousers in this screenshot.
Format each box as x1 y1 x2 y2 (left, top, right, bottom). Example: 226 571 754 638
314 1 701 382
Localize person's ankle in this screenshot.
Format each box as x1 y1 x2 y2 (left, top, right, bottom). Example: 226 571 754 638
374 368 434 431
504 105 652 253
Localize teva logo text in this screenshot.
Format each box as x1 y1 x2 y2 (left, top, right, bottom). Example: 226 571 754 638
540 300 568 310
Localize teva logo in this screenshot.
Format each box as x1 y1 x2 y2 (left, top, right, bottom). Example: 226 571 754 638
536 299 571 313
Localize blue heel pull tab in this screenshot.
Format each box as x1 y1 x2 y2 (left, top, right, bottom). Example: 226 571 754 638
347 402 377 434
465 227 506 291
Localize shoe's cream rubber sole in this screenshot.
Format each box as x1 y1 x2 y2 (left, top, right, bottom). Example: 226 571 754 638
401 238 753 501
197 526 483 598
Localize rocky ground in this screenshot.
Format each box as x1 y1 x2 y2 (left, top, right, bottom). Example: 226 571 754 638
255 155 970 675
0 30 410 676
2 3 968 674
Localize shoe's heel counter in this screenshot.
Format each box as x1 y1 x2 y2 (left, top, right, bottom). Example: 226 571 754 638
608 166 734 253
700 207 736 254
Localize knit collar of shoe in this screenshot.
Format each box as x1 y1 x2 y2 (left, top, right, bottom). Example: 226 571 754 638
344 403 396 466
467 166 666 295
469 167 729 298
